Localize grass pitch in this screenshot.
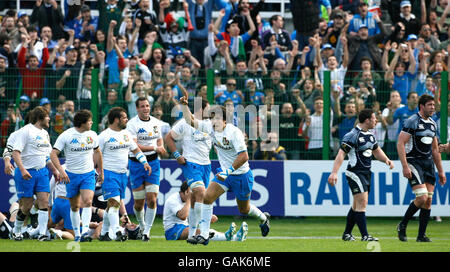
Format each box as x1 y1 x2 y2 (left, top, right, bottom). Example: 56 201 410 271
1 216 449 252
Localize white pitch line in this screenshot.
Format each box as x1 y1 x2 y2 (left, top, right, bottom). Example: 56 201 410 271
150 236 450 241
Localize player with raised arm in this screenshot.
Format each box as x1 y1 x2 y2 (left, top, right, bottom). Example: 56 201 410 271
10 106 60 241
126 97 166 242
165 98 215 242
51 109 104 242
179 96 270 245
396 94 446 242
98 107 152 242
328 109 394 242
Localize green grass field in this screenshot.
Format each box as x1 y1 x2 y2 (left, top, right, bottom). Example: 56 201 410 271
1 216 449 252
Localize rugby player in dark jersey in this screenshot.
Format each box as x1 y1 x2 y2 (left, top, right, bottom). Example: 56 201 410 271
328 109 394 241
397 94 446 242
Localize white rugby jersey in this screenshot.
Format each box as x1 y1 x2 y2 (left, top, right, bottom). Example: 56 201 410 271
126 115 162 157
49 165 67 207
163 192 188 231
3 130 20 159
53 127 99 174
171 118 211 165
12 124 52 170
98 128 138 173
197 120 249 175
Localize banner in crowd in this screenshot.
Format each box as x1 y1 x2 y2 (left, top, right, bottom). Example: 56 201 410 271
0 160 449 216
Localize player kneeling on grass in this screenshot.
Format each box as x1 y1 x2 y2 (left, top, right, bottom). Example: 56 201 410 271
98 107 152 242
163 182 248 242
328 109 394 242
396 94 446 242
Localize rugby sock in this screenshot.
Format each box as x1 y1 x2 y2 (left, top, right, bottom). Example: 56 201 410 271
37 209 49 236
248 204 267 223
133 207 146 230
108 206 120 235
354 211 368 237
344 208 356 234
192 202 203 232
209 229 227 241
81 207 92 235
418 208 431 237
100 209 110 236
401 201 420 225
30 205 38 215
70 210 81 237
199 204 213 239
143 208 156 236
13 210 26 234
188 208 197 238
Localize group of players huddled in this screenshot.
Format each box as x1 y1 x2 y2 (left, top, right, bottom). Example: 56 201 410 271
1 94 270 244
1 93 448 244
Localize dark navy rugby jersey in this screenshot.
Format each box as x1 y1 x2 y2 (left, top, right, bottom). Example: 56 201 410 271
401 113 437 159
340 125 379 172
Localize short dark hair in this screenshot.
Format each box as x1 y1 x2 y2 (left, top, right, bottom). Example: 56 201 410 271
360 57 372 66
269 15 280 26
208 104 227 121
358 108 374 123
107 107 126 125
180 181 189 193
135 97 149 108
407 91 418 100
31 106 49 124
74 109 92 128
418 94 434 107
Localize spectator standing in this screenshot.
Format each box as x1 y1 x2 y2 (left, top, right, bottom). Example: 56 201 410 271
302 96 333 160
279 102 303 160
348 1 380 36
398 0 422 36
290 0 320 51
186 0 216 67
386 91 419 136
382 90 404 159
253 132 287 160
134 0 158 43
385 42 417 104
30 0 65 40
98 0 125 37
17 35 49 99
344 12 387 71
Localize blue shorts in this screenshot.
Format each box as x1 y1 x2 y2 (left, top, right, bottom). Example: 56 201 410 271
182 162 211 188
65 170 96 198
51 197 73 230
14 167 50 199
129 159 160 190
102 169 127 200
213 168 254 201
165 224 188 240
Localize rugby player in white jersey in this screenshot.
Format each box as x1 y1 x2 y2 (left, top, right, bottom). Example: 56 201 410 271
163 181 246 242
51 109 104 242
10 106 60 241
98 107 151 242
179 97 270 245
165 98 217 242
126 97 166 241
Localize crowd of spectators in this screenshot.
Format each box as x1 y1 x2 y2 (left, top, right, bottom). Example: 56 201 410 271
0 0 449 160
